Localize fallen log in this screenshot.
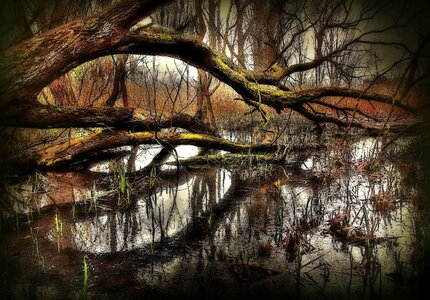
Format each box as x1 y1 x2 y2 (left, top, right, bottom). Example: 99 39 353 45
21 130 290 168
164 153 286 167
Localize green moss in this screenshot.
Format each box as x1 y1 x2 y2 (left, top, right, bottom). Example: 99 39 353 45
180 133 205 140
175 153 273 167
132 111 146 121
216 57 229 71
143 32 176 44
273 89 291 98
130 132 153 139
83 18 100 32
252 84 288 98
156 33 174 42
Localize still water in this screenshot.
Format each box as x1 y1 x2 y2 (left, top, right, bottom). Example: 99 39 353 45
0 134 424 299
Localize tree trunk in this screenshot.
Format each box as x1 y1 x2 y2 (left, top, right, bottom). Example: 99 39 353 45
250 1 279 71
234 0 246 67
0 0 416 137
194 0 217 131
104 54 129 107
49 73 76 106
24 130 287 168
0 0 174 103
0 103 216 134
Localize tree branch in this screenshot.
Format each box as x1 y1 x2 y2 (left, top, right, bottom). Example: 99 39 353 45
25 130 286 168
0 10 417 128
0 0 174 102
0 102 215 134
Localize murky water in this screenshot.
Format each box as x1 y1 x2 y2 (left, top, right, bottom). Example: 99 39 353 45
0 134 425 299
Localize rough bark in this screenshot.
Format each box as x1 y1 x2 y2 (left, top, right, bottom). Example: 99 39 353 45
250 1 280 71
25 130 288 168
234 0 246 67
0 102 215 134
0 0 414 123
0 0 174 103
194 0 217 130
0 0 420 162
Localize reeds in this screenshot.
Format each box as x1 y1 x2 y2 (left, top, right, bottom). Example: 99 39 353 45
82 256 89 298
54 210 63 253
115 160 131 206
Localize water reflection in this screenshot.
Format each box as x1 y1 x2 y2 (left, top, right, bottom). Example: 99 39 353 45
134 145 163 169
89 144 201 173
7 171 98 214
43 168 233 254
162 145 201 171
350 137 381 162
2 135 421 299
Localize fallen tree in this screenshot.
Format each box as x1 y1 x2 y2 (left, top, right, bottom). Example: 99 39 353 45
0 102 214 134
0 0 427 170
20 130 323 168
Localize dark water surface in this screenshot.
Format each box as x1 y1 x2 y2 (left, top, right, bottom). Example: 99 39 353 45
0 134 427 299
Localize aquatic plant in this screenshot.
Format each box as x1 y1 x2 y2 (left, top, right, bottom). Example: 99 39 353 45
296 243 302 286
273 179 281 190
372 191 395 213
362 204 382 249
150 165 157 187
90 182 98 212
257 238 273 258
82 256 89 297
283 231 300 261
208 212 215 229
54 211 63 236
116 160 132 206
329 205 386 247
54 211 63 253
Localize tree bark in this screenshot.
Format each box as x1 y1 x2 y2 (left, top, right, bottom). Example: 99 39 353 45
234 0 246 67
25 130 288 168
0 102 215 134
0 0 174 103
250 1 280 71
0 0 417 131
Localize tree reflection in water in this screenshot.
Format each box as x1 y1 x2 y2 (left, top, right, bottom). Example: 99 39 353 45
0 136 422 299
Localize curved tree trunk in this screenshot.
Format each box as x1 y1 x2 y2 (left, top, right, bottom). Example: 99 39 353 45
23 130 294 168
0 0 421 174
0 0 174 103
0 0 414 122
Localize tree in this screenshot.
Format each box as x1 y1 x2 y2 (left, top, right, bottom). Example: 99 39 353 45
0 0 428 169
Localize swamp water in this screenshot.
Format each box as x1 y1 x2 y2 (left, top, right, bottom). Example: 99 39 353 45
0 133 427 299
